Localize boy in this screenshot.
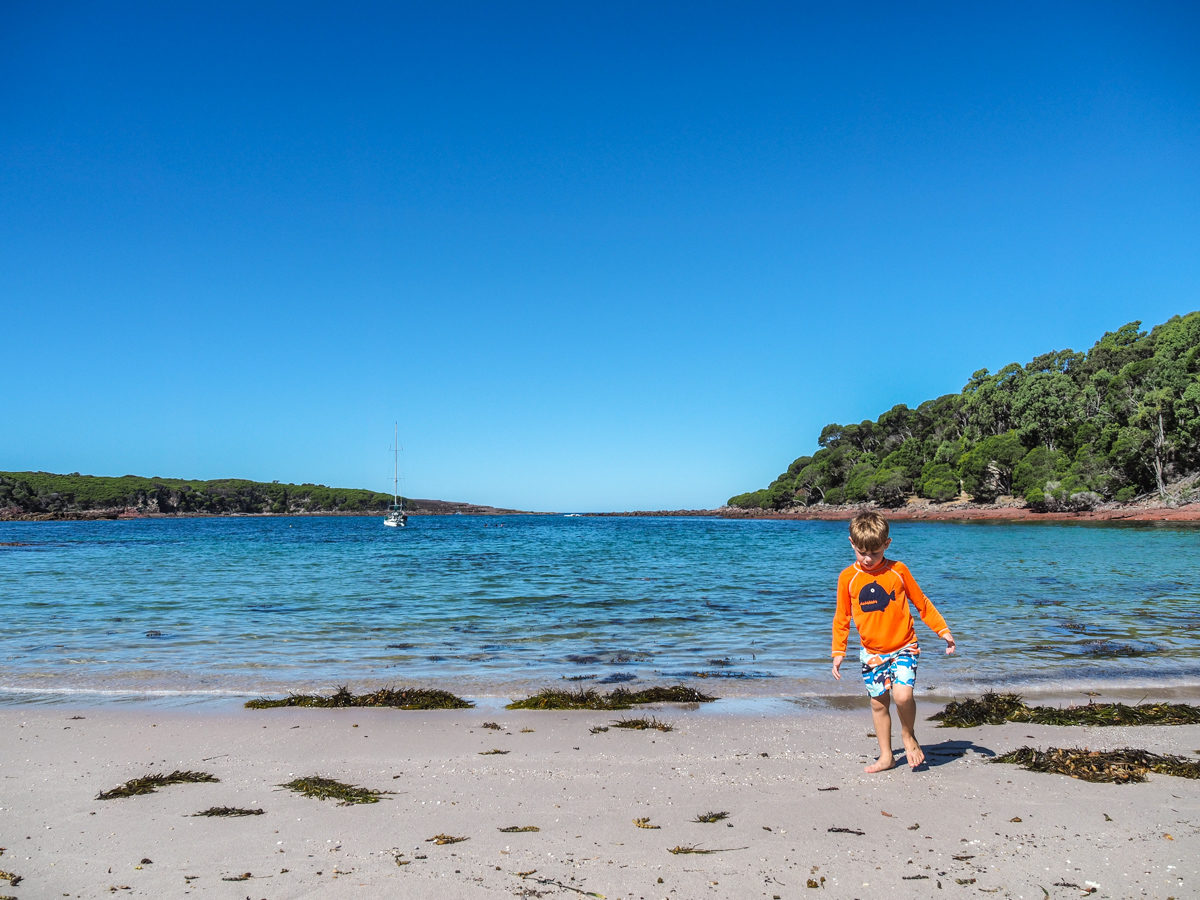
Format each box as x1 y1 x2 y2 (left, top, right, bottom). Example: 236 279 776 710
832 512 955 772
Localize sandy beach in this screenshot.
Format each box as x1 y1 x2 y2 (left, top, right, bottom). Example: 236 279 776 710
2 695 1197 899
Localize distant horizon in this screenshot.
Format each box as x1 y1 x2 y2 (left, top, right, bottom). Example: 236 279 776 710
5 3 1197 510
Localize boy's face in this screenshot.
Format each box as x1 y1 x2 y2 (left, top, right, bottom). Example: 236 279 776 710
851 537 891 570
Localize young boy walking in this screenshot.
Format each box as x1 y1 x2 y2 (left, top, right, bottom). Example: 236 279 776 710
832 512 955 772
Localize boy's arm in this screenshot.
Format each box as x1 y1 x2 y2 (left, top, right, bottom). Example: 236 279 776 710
897 563 951 644
831 570 852 678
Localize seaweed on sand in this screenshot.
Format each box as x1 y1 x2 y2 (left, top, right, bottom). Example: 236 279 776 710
503 687 620 711
621 685 716 704
498 825 539 833
97 770 218 800
514 871 605 898
192 807 265 817
279 775 391 805
667 844 746 855
993 747 1200 784
245 685 473 710
930 692 1200 728
505 684 716 710
929 692 1027 726
611 716 673 732
692 811 730 823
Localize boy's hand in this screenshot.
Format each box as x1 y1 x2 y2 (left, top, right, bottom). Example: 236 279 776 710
943 631 956 655
831 655 843 680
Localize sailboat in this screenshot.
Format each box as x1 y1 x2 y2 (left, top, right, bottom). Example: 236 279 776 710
384 423 407 528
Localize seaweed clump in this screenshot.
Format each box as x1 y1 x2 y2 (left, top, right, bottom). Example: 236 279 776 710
692 811 730 823
993 747 1200 784
193 807 265 817
97 770 218 800
611 716 673 732
668 844 745 855
930 692 1200 728
929 692 1028 726
506 684 716 710
246 685 473 710
279 775 391 805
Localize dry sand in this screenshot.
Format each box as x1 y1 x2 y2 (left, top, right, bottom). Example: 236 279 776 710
2 696 1197 899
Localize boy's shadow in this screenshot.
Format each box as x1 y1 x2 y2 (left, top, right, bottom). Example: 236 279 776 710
904 739 994 769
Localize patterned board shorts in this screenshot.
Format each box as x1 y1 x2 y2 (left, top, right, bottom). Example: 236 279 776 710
859 644 919 698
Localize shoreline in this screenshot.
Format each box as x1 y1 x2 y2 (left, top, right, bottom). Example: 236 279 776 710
0 506 543 522
604 499 1200 523
5 499 1200 523
3 694 1196 898
715 500 1200 523
6 678 1200 714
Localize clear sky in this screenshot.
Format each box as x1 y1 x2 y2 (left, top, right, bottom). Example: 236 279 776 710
3 2 1198 512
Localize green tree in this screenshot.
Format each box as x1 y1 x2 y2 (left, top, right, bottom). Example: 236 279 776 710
917 462 959 501
958 431 1026 501
1013 447 1069 502
1013 371 1079 452
728 490 769 509
843 460 878 503
962 364 1024 439
880 438 926 481
869 467 910 507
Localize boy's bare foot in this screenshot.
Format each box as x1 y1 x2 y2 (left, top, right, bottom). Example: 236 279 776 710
903 739 926 769
864 755 895 773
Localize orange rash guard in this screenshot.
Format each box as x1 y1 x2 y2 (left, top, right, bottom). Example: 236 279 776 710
832 559 950 658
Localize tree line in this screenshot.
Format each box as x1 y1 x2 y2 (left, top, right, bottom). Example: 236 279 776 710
0 472 404 516
729 312 1200 511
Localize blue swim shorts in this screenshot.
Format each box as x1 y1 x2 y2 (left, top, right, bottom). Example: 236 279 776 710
859 644 919 698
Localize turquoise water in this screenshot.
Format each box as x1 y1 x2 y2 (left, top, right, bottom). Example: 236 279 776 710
1 515 1197 704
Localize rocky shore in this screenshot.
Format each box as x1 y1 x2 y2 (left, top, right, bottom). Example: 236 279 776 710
592 496 1200 523
715 499 1200 523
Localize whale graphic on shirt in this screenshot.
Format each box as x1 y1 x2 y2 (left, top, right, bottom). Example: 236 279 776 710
858 580 894 613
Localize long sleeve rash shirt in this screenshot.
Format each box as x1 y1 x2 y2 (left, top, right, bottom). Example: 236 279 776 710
832 558 950 658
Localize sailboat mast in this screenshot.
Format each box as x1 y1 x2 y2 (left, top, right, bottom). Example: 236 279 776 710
393 422 399 504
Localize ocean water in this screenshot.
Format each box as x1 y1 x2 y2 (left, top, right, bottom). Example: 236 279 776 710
1 515 1198 705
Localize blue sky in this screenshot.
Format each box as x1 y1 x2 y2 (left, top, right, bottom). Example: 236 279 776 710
3 2 1198 511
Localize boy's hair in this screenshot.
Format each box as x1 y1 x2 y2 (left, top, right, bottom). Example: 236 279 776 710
849 512 889 551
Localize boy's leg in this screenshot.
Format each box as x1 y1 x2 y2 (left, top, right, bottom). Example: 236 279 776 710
892 684 925 769
865 692 895 773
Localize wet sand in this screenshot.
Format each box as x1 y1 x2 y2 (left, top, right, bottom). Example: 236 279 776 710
2 696 1197 898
